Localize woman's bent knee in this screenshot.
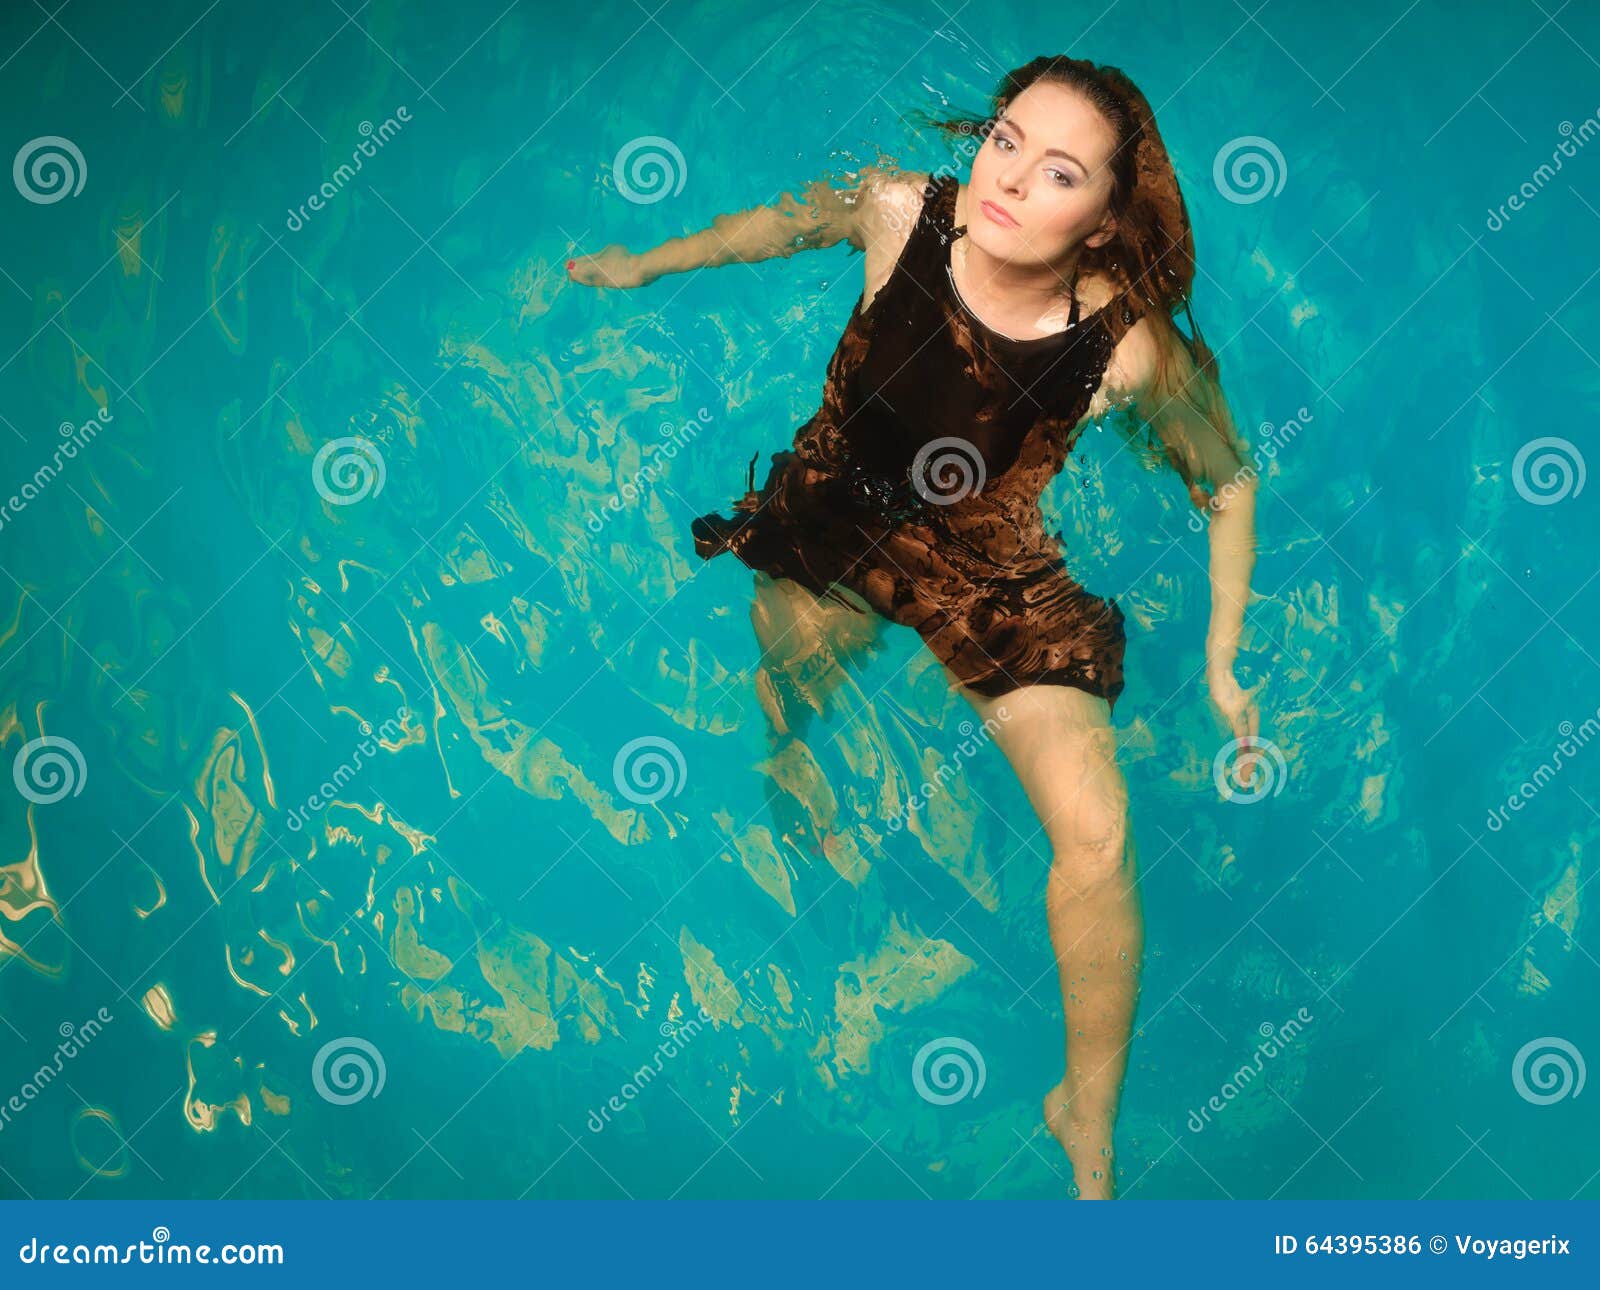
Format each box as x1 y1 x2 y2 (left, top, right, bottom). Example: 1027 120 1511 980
1048 799 1130 899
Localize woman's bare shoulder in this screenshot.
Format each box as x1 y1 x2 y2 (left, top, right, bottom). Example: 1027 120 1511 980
1076 267 1123 316
781 165 927 254
851 165 932 249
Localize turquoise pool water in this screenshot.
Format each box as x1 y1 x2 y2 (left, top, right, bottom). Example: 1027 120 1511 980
2 0 1597 1199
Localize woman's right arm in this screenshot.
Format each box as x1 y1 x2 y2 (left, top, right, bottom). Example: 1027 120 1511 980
567 165 908 288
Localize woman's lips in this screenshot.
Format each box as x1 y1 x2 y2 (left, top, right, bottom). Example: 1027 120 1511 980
980 200 1019 229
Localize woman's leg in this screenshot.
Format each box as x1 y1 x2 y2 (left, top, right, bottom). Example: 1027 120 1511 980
956 680 1143 1199
748 572 884 858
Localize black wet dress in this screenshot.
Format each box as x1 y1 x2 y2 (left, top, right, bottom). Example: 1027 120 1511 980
691 172 1146 712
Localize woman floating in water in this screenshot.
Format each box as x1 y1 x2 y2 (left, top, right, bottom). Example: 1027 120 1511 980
570 55 1261 1199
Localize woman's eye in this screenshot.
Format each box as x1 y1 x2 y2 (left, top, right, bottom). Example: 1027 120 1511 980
994 135 1073 185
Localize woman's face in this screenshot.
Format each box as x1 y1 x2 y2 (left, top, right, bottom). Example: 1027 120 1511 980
966 80 1120 267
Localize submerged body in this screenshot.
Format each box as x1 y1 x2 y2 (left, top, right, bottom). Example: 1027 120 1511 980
570 63 1262 1199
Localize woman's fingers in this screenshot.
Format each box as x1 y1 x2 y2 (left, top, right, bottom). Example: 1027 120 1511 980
1206 670 1261 790
1234 694 1262 787
1204 665 1266 794
1237 715 1257 786
1230 711 1253 787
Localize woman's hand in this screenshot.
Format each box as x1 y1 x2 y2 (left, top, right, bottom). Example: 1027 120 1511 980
566 245 656 289
1205 662 1263 792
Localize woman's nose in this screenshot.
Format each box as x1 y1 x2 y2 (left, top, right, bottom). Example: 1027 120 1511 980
997 166 1027 196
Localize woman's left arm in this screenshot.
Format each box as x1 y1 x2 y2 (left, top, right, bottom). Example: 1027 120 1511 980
1101 314 1263 784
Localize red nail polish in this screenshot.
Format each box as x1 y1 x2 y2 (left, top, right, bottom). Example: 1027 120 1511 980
566 259 576 271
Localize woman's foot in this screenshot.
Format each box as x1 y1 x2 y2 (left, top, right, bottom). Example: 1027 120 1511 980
1043 1081 1117 1199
